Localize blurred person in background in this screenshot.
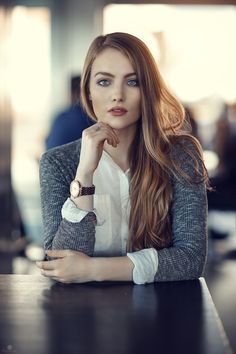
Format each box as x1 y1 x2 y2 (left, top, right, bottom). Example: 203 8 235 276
207 103 236 242
208 103 236 212
45 75 94 150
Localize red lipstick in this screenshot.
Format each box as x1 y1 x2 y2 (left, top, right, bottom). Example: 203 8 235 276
108 106 127 116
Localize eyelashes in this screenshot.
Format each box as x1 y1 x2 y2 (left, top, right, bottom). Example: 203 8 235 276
127 79 139 87
96 78 139 87
97 79 110 87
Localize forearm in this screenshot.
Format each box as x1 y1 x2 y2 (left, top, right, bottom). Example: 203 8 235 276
91 256 134 282
51 214 96 256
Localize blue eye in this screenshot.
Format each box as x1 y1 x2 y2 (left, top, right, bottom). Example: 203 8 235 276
127 79 139 87
97 79 110 87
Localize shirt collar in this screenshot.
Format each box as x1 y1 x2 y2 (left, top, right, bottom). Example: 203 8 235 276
102 150 130 176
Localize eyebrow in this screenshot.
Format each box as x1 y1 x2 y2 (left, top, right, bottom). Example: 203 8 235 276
94 71 137 78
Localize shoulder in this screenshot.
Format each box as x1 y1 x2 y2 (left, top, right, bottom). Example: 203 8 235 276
169 135 205 184
170 136 200 160
40 139 82 174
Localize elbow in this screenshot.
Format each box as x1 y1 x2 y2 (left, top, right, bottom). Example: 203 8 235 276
155 240 207 282
184 252 207 280
194 256 206 279
178 235 207 281
189 266 204 280
173 244 207 281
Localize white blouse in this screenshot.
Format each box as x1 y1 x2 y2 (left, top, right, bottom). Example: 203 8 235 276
62 150 158 284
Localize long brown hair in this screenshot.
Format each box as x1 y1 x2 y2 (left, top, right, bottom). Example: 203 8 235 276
80 32 209 252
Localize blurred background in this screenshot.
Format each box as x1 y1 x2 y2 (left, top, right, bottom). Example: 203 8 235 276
0 0 236 350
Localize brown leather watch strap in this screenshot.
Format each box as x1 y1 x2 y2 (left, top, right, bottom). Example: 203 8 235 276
80 184 95 196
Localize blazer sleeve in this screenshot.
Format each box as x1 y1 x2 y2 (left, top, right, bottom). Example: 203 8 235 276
39 149 96 256
154 141 208 281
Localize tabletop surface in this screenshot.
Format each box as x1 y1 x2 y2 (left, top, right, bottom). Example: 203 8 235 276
0 275 233 354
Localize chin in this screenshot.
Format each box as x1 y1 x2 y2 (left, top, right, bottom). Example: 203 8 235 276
109 122 134 131
107 117 138 129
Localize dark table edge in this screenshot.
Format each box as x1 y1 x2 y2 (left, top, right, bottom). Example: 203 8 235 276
200 278 234 354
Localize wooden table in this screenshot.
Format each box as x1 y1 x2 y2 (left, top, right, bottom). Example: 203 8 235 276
0 275 232 354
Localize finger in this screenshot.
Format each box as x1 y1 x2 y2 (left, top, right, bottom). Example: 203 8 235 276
83 126 114 146
94 122 120 142
106 136 118 147
86 122 104 134
41 271 70 284
101 124 120 143
82 123 99 134
97 126 119 147
36 259 61 270
85 124 119 148
88 122 120 144
92 129 117 148
40 269 57 277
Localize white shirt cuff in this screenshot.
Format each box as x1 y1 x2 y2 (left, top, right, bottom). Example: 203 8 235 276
61 198 89 223
61 197 105 226
127 248 158 285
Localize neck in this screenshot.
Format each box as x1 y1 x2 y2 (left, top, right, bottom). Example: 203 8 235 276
104 125 137 172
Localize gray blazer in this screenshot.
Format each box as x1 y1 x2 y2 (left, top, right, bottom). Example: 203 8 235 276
39 139 208 282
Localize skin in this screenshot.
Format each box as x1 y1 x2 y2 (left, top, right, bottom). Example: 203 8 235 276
36 48 142 283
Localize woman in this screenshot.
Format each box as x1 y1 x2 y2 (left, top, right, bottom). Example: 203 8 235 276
37 32 208 284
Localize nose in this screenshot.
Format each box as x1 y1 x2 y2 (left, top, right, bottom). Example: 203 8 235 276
112 96 123 102
111 83 124 102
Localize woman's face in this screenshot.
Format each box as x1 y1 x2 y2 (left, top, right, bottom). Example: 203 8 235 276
89 48 141 132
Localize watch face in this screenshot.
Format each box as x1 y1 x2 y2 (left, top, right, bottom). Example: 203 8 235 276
70 180 81 198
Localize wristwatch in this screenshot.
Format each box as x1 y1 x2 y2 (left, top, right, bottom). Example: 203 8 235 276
70 180 95 198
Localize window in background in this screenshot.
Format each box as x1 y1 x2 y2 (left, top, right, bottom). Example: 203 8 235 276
10 6 51 244
103 4 236 104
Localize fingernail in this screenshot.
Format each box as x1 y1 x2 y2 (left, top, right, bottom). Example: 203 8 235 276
36 261 42 267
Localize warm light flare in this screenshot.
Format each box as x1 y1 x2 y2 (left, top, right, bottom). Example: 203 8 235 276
104 4 236 103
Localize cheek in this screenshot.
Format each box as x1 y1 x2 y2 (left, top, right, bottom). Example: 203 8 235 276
91 95 102 109
90 88 104 105
90 95 104 120
91 88 109 108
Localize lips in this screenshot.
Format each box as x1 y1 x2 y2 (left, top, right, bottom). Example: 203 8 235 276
108 106 127 116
